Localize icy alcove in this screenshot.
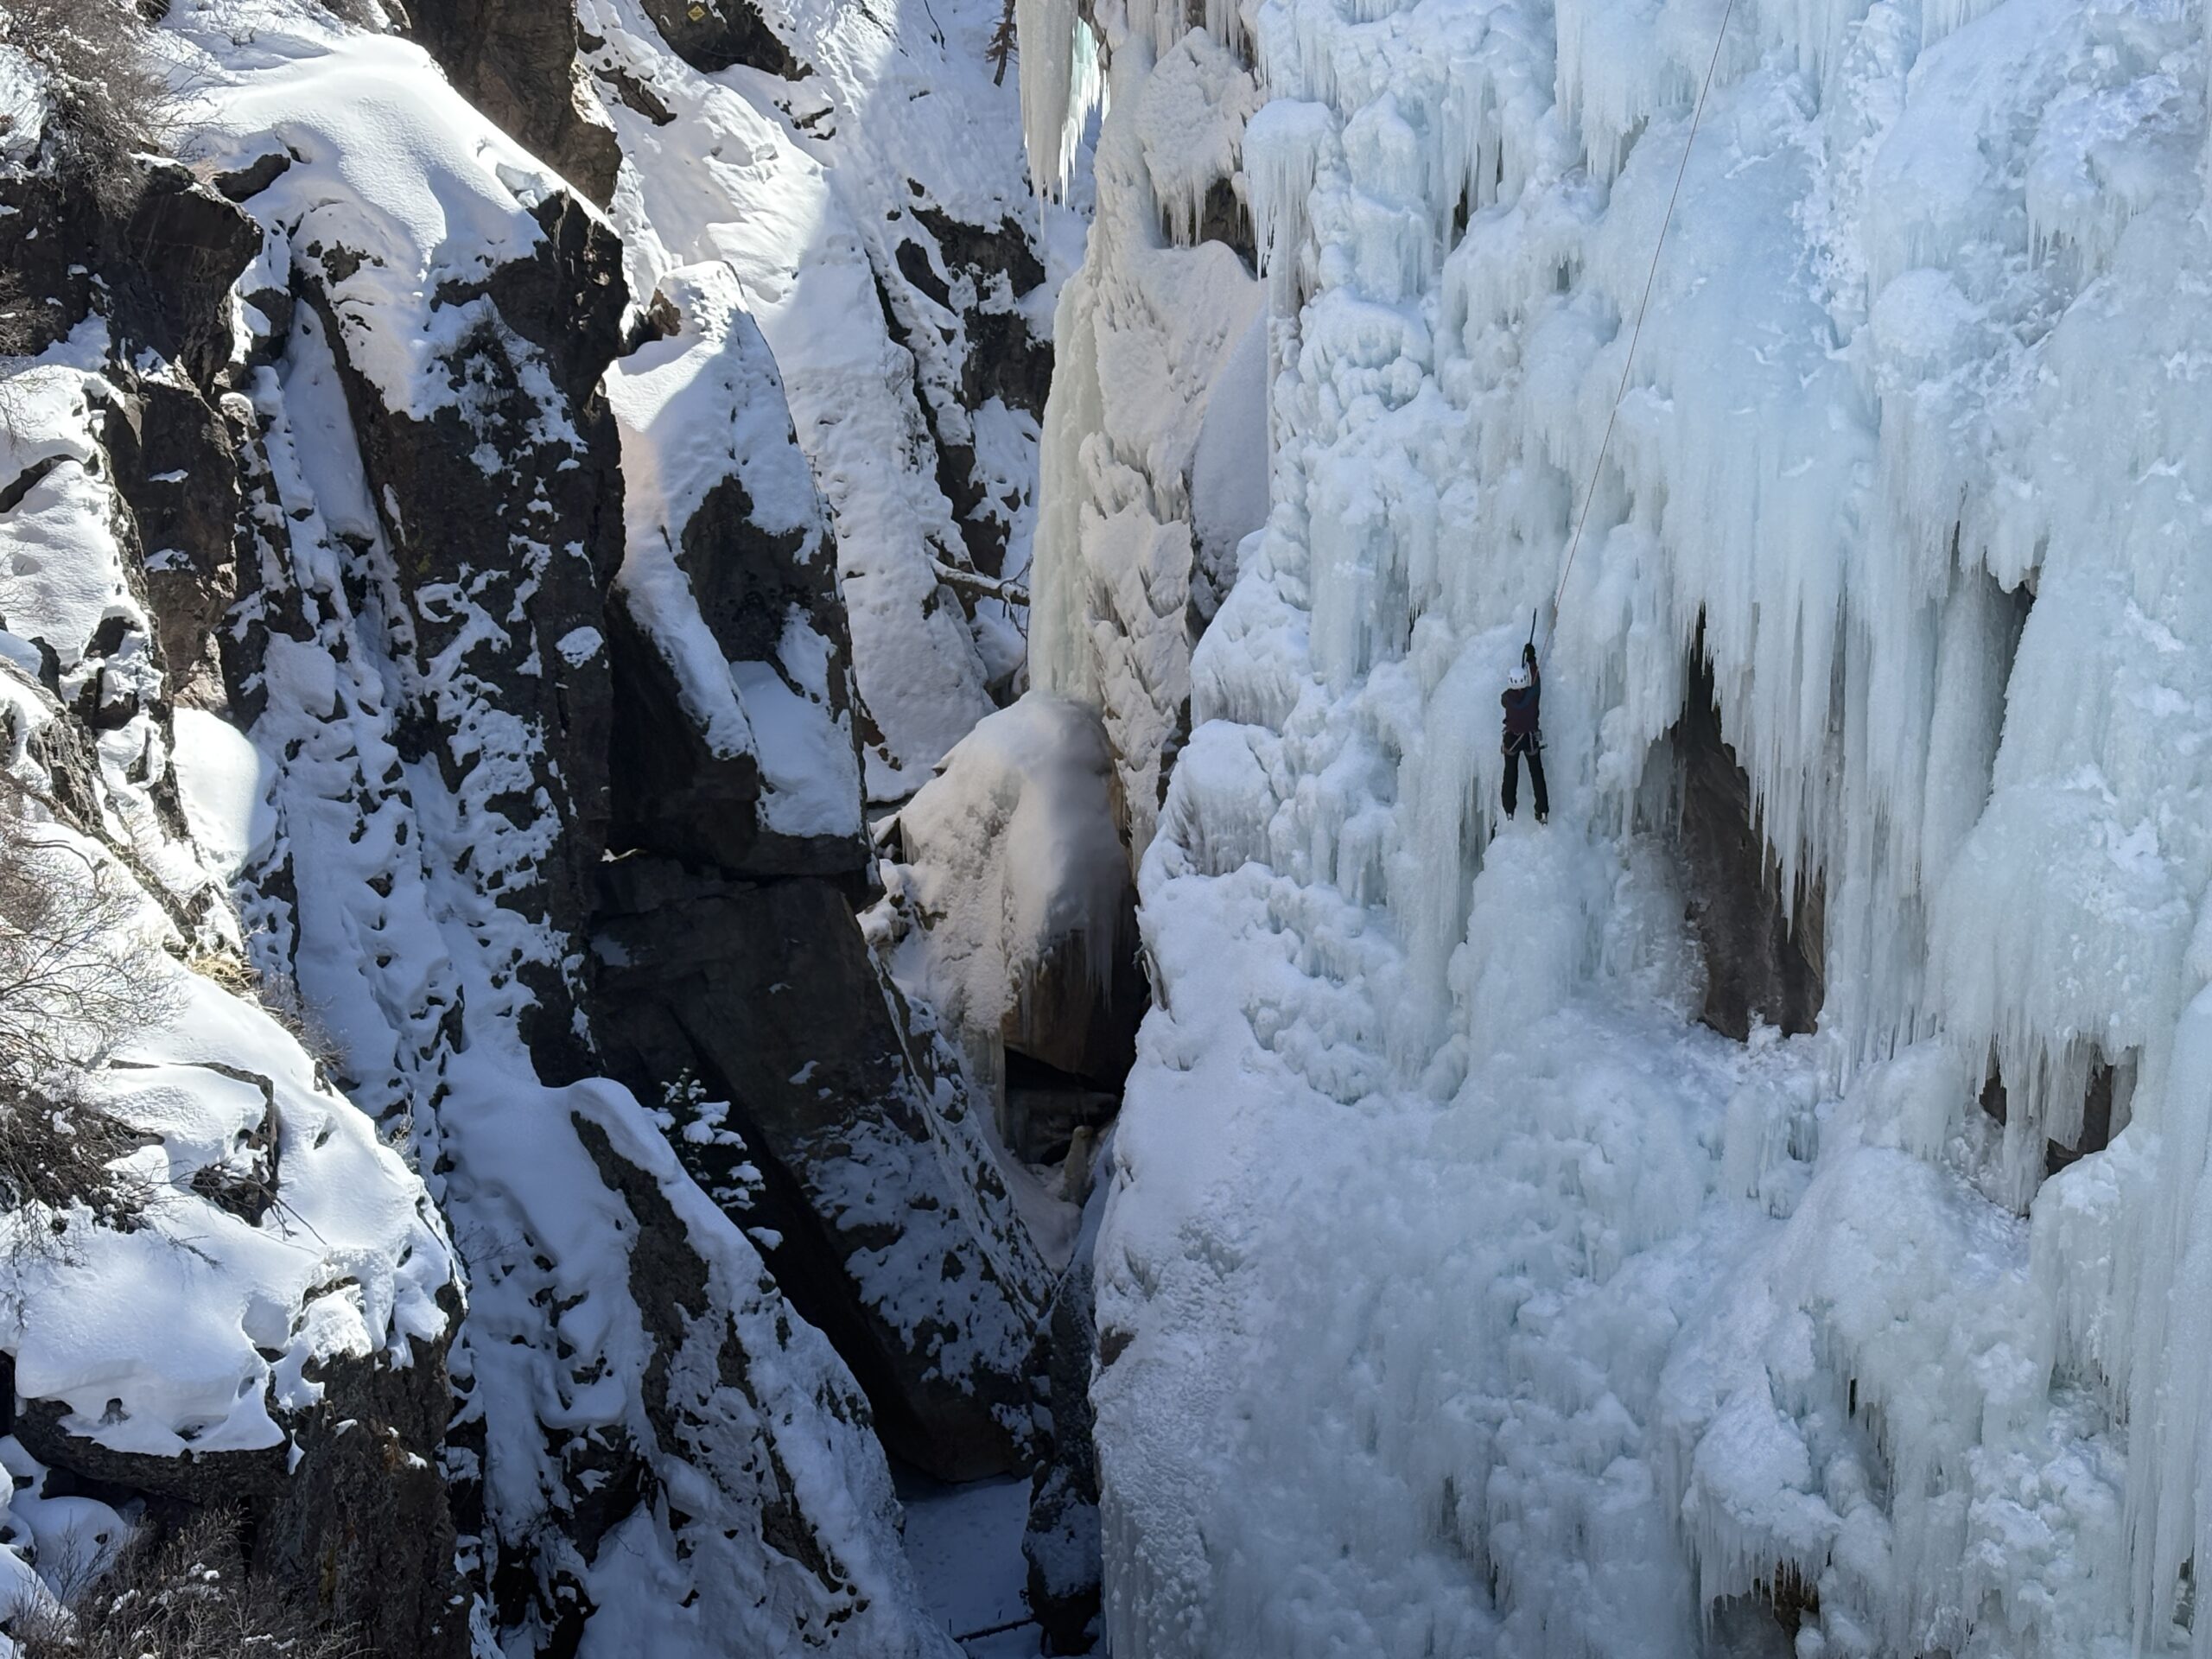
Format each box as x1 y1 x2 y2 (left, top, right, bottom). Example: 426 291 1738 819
1015 0 2212 1651
1660 637 1827 1042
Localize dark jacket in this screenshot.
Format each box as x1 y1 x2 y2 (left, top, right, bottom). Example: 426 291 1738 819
1501 660 1541 750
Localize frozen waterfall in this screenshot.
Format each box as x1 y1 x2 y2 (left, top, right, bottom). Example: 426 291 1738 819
1018 0 2212 1652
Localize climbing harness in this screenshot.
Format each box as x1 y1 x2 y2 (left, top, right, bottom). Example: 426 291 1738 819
1548 0 1743 628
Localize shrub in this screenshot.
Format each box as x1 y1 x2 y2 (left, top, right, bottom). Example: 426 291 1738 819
0 789 181 1239
0 0 169 204
8 1509 370 1659
0 802 177 1092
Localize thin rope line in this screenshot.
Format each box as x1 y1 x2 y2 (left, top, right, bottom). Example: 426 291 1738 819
1550 0 1741 622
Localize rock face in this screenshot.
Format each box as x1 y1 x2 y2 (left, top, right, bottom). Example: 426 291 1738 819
409 0 625 205
274 174 627 1080
8 2 1083 1649
0 79 472 1650
1669 650 1825 1040
0 149 259 721
593 866 1048 1479
593 269 1051 1482
0 7 1039 1651
635 0 809 79
12 1313 468 1657
578 0 1065 791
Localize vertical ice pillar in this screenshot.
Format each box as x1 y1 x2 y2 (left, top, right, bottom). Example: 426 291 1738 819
1016 0 1105 200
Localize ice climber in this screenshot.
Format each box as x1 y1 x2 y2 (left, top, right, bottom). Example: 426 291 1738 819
1501 642 1548 824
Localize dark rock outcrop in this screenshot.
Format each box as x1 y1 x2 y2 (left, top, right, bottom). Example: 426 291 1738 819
289 189 627 1079
0 151 259 383
1669 646 1825 1040
1024 1179 1108 1654
878 201 1056 583
410 0 625 207
587 278 1051 1484
253 1331 469 1657
12 1317 466 1659
636 0 810 79
592 859 1047 1480
601 397 861 874
0 153 258 716
104 376 244 707
1 108 471 1658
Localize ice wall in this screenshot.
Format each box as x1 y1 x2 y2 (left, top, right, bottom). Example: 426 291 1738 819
1021 0 1272 861
1021 0 2212 1652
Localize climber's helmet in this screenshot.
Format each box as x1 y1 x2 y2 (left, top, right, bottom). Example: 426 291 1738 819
1506 664 1531 691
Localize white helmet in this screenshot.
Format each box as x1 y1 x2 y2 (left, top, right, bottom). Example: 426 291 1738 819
1506 664 1531 690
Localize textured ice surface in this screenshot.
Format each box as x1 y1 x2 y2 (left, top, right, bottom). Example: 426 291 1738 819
1020 0 2212 1652
1023 3 1270 860
871 695 1130 1058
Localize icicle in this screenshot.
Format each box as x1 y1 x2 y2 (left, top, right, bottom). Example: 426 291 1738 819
1016 0 1105 199
1076 0 2212 1643
1244 97 1334 308
1205 0 1252 54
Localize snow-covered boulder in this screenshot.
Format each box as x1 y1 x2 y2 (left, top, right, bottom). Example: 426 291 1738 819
0 963 467 1656
874 693 1145 1141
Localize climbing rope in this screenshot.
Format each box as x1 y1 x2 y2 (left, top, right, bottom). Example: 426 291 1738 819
1549 0 1743 626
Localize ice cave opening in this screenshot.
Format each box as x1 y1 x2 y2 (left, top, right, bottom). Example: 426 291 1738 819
1662 632 1825 1043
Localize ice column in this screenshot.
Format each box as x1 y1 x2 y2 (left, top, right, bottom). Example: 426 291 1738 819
1243 98 1335 307
1017 0 1104 200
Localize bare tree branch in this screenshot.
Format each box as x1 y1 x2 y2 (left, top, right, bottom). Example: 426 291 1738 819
8 1507 372 1659
988 0 1019 85
0 788 181 1251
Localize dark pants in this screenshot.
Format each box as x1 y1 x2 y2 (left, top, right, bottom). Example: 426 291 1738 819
1503 743 1548 819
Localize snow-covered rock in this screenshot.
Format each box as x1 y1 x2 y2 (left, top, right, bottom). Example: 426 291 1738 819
563 0 1070 795
591 249 1052 1485
0 92 468 1643
412 0 626 206
874 694 1142 1111
185 18 632 1077
604 259 865 871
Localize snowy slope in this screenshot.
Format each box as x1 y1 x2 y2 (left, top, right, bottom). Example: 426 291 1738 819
0 172 463 1647
131 3 994 1650
1019 0 2212 1653
578 0 1071 797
